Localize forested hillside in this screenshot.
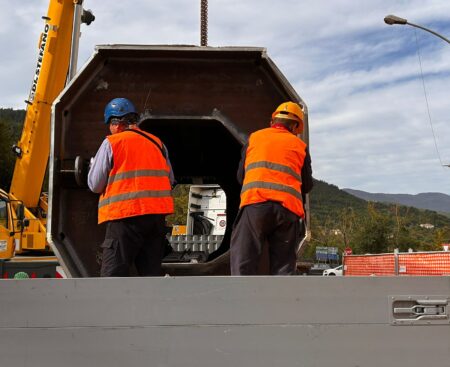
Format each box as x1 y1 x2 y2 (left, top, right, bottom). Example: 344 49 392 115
0 108 25 190
307 179 450 259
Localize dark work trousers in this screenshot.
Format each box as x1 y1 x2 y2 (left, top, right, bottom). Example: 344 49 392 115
100 214 166 277
230 201 301 275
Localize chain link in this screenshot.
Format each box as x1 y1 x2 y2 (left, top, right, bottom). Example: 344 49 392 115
200 0 208 46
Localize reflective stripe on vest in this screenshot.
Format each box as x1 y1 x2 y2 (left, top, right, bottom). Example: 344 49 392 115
241 180 302 201
245 161 302 183
107 169 170 185
98 129 174 223
99 189 173 208
240 127 306 217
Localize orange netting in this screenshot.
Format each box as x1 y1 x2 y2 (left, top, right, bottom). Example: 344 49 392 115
398 252 450 276
344 251 450 276
344 254 395 276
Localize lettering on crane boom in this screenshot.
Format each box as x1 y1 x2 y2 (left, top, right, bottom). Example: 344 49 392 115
28 23 50 103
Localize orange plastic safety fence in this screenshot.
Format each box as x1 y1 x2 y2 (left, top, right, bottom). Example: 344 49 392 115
398 252 450 276
344 254 395 276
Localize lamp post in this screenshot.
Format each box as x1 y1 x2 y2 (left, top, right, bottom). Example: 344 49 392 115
385 15 450 168
384 14 450 45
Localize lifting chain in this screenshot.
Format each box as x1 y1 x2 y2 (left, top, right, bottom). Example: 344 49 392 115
200 0 208 46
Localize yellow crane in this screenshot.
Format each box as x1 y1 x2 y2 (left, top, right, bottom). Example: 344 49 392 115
0 0 94 269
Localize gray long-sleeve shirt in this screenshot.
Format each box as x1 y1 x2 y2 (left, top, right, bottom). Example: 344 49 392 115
88 138 175 194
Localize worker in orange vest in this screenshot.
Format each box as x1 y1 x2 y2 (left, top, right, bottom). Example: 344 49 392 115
230 101 313 275
88 98 174 277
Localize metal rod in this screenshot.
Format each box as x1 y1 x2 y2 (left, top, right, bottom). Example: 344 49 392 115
68 3 83 81
406 21 450 45
200 0 208 46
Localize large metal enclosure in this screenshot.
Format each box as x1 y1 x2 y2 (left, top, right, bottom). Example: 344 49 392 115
48 45 309 277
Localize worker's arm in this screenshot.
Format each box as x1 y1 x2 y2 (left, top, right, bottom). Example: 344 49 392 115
236 143 248 185
88 139 112 194
301 147 313 194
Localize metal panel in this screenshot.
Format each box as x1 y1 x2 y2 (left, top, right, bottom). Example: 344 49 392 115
0 277 449 366
1 325 449 367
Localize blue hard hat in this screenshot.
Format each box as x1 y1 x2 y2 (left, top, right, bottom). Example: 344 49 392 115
104 98 138 124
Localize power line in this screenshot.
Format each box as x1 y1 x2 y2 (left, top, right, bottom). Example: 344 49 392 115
413 29 447 168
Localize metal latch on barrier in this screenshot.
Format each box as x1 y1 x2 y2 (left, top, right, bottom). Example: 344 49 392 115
390 297 449 325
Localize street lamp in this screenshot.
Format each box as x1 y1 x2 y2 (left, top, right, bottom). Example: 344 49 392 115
385 15 450 168
384 14 450 45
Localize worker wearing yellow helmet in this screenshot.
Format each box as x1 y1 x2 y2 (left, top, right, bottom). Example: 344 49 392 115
230 101 313 275
271 101 305 135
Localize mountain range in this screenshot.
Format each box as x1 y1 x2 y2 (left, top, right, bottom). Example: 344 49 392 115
343 189 450 215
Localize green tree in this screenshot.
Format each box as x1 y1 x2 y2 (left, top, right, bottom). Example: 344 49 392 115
166 184 190 226
431 227 450 251
390 205 419 251
352 203 392 254
393 226 420 252
0 119 15 190
339 207 357 248
0 109 25 190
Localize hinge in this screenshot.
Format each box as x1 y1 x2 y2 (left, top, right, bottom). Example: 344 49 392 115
390 296 449 325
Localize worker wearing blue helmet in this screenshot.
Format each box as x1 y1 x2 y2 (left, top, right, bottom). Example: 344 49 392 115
103 97 139 134
88 97 175 277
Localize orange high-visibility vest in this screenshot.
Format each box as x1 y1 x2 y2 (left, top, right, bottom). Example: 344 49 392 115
240 127 307 218
98 129 174 224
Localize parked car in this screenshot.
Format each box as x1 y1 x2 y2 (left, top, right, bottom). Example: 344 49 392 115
308 263 331 276
323 265 343 276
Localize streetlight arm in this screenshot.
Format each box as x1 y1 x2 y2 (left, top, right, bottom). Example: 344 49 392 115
406 21 450 45
384 14 450 45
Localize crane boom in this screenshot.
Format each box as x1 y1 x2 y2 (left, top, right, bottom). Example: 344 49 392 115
0 0 93 260
9 0 78 208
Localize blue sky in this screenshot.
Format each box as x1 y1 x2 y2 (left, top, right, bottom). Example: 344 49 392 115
1 0 450 195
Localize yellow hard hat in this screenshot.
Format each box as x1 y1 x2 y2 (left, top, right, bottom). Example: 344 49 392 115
272 101 304 134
